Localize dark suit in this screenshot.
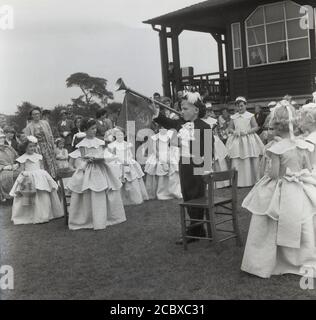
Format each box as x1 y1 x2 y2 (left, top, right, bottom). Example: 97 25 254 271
254 111 266 135
96 119 113 140
57 119 74 151
154 113 214 237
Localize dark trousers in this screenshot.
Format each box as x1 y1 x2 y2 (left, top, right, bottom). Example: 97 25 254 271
179 160 206 237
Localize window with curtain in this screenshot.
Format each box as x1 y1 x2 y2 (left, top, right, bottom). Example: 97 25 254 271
231 23 243 69
245 1 310 67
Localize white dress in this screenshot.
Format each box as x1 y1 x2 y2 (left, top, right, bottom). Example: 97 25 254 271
305 131 316 173
68 149 86 170
226 111 264 187
144 130 182 200
55 148 69 169
107 140 149 206
241 139 316 278
259 138 279 179
66 137 126 230
203 117 230 188
10 153 63 225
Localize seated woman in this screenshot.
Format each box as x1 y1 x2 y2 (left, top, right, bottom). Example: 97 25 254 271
0 132 20 203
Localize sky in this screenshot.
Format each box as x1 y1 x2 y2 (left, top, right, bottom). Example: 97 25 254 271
0 0 218 115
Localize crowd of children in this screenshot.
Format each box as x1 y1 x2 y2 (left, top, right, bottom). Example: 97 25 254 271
4 90 316 279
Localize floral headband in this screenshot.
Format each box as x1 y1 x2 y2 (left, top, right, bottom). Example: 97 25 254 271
235 96 247 104
183 92 201 105
27 135 38 144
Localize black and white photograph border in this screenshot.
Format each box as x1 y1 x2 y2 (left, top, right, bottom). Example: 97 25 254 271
1 0 316 304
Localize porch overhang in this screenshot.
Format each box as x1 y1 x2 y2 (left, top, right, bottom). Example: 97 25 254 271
143 0 253 33
143 0 316 33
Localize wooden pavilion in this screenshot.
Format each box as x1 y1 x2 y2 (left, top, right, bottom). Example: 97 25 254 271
144 0 316 107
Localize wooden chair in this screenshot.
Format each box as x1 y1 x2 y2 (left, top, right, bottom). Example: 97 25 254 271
56 168 74 225
179 169 242 251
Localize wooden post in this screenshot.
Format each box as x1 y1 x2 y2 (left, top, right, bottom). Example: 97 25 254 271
211 32 225 103
217 35 224 76
159 27 171 97
309 26 316 92
171 27 182 94
225 23 234 101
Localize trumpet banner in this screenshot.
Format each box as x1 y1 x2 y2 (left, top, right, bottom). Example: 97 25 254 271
116 92 154 134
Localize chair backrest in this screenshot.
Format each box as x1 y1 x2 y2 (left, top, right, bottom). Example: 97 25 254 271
203 169 237 184
203 169 238 202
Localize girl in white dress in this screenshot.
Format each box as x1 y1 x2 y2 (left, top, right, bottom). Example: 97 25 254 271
226 96 264 187
10 136 63 225
202 106 230 188
241 101 316 278
67 119 126 231
55 138 69 169
144 128 182 200
107 128 149 206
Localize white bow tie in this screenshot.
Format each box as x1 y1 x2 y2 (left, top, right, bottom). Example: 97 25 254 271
182 122 194 130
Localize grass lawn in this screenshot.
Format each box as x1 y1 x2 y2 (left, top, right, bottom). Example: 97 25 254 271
1 187 316 300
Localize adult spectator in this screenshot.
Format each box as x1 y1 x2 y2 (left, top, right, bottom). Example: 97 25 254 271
254 105 266 135
153 92 161 102
96 109 113 140
260 101 277 144
24 107 58 178
218 108 231 144
57 110 74 152
160 96 178 119
3 126 19 152
16 132 28 156
71 116 83 149
0 132 20 203
200 88 209 103
174 90 184 113
42 109 51 122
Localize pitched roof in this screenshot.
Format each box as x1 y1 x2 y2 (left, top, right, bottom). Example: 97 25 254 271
143 0 249 25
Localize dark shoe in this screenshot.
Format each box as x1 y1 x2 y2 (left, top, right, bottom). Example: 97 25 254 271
175 237 200 245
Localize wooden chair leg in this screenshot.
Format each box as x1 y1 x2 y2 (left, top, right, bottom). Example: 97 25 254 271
204 209 212 241
208 205 219 252
232 208 243 247
232 179 243 247
180 206 188 251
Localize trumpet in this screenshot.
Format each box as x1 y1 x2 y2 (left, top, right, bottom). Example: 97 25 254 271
115 78 181 116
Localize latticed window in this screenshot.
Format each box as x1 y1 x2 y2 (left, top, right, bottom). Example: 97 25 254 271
245 1 310 67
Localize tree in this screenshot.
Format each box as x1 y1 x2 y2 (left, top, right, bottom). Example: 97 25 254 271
66 72 113 109
10 101 39 132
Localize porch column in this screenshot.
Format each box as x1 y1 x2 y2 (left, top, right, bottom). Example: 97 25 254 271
217 36 224 76
211 32 226 103
310 26 316 92
171 27 182 94
159 27 171 97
